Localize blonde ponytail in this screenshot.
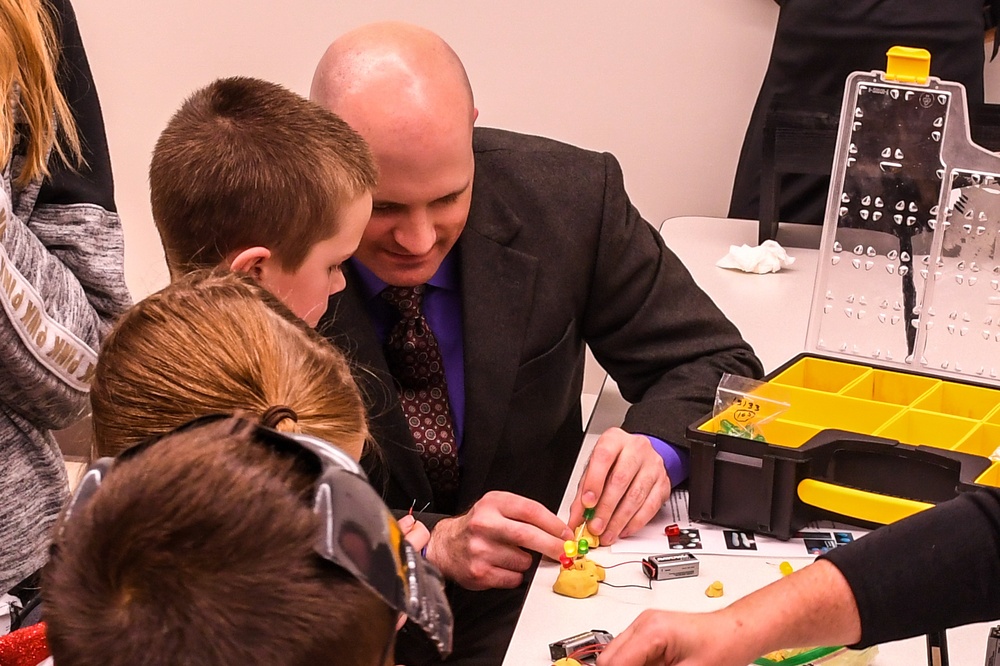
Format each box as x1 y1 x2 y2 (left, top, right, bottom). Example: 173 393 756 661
90 269 371 461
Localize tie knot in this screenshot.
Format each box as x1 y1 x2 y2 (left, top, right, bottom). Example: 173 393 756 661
381 285 426 318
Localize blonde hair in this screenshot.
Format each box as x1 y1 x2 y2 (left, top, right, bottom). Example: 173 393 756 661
0 0 81 185
90 269 369 459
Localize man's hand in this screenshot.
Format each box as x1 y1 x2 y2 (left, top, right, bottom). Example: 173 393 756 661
424 491 573 590
569 427 671 544
595 609 745 666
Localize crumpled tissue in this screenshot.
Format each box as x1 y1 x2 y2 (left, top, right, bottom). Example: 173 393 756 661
716 239 795 274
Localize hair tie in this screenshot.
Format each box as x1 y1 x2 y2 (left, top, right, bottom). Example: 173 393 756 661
261 405 298 428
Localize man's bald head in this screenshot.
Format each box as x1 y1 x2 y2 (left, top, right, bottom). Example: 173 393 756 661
311 21 475 134
310 22 478 288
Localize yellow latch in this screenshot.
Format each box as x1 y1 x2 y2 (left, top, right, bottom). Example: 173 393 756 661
884 46 931 84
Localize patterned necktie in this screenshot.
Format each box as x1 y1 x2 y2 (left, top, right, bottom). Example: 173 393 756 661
381 285 460 507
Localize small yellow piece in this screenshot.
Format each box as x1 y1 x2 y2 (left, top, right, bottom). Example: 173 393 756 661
553 659 584 666
705 580 724 598
884 46 931 84
563 540 578 558
779 561 794 576
575 522 600 549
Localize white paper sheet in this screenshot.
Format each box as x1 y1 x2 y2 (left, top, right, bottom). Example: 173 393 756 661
610 489 869 559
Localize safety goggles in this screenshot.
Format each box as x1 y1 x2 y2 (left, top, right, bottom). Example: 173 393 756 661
57 414 453 657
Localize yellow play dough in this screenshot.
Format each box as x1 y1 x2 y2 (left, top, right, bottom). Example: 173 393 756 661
552 557 606 598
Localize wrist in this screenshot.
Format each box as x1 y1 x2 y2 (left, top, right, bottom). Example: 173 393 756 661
423 517 451 573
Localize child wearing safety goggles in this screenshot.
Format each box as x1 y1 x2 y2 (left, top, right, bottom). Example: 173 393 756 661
40 415 451 666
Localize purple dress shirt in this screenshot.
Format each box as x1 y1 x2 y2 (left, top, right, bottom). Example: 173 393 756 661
349 256 689 485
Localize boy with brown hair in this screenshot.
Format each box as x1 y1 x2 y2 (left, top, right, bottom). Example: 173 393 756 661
149 76 377 326
42 415 452 666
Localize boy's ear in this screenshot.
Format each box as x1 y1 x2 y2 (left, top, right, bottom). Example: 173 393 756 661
228 247 272 279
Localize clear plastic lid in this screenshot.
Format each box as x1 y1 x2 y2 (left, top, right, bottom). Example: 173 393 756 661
807 63 1000 385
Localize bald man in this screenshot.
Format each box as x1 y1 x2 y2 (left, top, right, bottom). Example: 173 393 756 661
312 22 762 664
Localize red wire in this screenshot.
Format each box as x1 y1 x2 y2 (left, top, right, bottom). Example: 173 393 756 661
567 642 607 660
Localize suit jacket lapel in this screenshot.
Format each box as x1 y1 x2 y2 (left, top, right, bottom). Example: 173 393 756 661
321 274 433 505
457 176 537 508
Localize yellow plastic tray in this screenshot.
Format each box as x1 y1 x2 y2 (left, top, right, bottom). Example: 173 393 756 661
695 356 1000 528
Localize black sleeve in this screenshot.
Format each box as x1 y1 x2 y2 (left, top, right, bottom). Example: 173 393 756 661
821 488 1000 647
39 0 116 211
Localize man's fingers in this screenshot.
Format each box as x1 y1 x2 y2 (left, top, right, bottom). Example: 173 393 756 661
465 566 524 591
620 477 671 540
567 489 586 529
588 450 640 535
486 491 573 541
483 541 535 573
493 514 571 560
577 432 624 513
600 462 667 542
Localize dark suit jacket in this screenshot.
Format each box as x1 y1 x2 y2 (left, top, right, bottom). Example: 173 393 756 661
321 127 762 520
319 127 763 665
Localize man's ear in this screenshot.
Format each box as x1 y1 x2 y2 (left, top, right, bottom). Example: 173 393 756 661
228 247 272 279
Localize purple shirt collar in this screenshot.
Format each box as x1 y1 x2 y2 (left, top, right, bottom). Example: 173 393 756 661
349 253 459 300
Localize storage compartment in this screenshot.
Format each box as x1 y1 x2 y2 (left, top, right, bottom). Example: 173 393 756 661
769 357 868 393
839 369 937 406
976 462 1000 487
954 423 1000 459
763 384 904 434
874 410 978 450
912 382 1000 420
754 420 822 449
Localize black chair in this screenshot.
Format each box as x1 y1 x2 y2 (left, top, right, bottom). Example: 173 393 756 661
758 94 840 244
758 95 1000 244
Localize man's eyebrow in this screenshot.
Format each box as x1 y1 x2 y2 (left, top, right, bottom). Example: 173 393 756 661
373 182 471 208
435 180 472 202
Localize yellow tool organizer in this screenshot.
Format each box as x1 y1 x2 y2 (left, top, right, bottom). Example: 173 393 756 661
687 48 1000 538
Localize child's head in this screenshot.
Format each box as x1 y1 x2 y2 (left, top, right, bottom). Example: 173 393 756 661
89 268 369 459
44 416 448 666
149 76 377 326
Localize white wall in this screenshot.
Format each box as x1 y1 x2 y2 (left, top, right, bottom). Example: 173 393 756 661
72 1 782 298
75 2 1000 301
75 0 1000 298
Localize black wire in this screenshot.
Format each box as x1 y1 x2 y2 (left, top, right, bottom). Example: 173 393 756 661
599 579 653 590
597 559 644 569
572 559 653 589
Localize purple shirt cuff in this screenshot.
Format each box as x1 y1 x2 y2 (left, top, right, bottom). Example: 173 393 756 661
645 435 689 486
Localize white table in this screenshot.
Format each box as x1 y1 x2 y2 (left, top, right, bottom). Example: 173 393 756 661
502 217 994 666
